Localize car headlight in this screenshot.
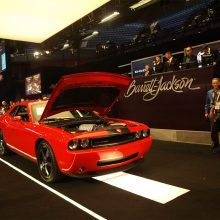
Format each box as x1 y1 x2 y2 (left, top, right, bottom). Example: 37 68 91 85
142 129 150 138
68 140 79 150
80 138 90 149
135 130 142 139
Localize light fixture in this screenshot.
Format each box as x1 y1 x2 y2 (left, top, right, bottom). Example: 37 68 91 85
99 11 120 24
83 31 99 40
0 0 110 43
61 42 70 50
45 50 50 54
130 0 152 10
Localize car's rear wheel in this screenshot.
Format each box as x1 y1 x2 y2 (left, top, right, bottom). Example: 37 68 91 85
37 141 63 183
0 131 11 156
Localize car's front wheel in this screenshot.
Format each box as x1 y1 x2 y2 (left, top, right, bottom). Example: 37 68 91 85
0 131 11 156
37 141 63 183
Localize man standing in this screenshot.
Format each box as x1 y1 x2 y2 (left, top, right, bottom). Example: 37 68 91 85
202 44 220 66
182 46 198 69
205 78 220 152
163 51 179 72
154 56 163 73
1 101 9 114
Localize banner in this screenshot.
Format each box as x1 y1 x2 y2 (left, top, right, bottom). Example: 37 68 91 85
115 66 219 131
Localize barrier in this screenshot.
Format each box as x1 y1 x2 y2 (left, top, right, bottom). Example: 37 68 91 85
115 66 220 133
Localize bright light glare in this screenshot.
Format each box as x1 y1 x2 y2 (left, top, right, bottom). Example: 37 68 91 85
100 11 120 23
0 0 110 43
130 0 152 10
83 31 99 40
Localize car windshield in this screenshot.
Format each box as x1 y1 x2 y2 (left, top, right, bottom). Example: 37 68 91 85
31 102 100 122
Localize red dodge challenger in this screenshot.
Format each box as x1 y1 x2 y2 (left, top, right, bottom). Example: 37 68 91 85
0 72 152 182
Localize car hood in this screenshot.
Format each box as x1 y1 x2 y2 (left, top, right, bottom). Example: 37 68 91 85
40 72 132 121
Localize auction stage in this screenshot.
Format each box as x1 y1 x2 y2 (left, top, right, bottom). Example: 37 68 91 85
0 140 220 220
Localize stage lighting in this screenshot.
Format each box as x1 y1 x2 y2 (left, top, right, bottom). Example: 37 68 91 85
99 12 120 23
130 0 152 10
83 31 99 40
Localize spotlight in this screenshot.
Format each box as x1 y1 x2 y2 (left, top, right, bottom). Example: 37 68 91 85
45 50 50 54
99 12 120 24
130 0 152 10
83 31 99 40
33 51 40 56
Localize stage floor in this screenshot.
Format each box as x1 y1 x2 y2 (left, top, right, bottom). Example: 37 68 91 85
0 140 220 220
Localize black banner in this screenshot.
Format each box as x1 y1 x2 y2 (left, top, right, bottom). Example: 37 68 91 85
115 66 220 131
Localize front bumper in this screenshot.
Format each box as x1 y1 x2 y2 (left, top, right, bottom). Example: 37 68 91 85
60 136 152 176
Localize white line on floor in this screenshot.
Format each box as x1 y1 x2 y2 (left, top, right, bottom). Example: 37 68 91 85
0 158 107 220
94 172 190 204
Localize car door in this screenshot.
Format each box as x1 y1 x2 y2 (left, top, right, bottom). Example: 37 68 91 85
4 105 37 159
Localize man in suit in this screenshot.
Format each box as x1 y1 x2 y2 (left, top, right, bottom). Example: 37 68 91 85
154 56 163 73
163 51 179 72
205 78 220 153
182 46 198 69
202 44 220 66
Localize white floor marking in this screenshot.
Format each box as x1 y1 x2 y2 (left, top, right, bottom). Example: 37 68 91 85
0 158 107 220
94 172 190 204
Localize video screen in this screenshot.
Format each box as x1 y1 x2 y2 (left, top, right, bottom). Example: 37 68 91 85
0 45 6 72
131 54 163 78
25 73 42 95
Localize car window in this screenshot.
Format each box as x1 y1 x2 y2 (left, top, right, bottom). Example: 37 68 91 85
15 105 30 122
9 106 20 117
31 102 47 122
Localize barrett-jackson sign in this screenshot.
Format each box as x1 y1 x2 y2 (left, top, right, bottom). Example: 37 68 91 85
113 66 220 131
124 75 201 101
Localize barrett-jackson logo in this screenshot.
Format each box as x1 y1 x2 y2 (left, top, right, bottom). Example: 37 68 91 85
124 75 201 101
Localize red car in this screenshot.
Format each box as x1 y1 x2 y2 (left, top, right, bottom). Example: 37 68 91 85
0 72 152 182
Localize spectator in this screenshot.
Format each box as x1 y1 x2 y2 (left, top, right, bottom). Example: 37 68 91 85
154 56 163 73
144 64 154 76
1 101 9 114
182 46 198 69
163 51 179 72
205 78 220 153
9 101 14 108
201 44 220 66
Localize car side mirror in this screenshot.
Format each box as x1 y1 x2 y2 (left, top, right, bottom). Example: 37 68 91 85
12 116 22 121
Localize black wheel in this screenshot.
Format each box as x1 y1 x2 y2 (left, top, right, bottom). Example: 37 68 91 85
0 131 11 156
36 141 63 183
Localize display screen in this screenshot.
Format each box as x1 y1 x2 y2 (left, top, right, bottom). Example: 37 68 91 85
0 45 6 72
25 73 42 95
131 54 163 78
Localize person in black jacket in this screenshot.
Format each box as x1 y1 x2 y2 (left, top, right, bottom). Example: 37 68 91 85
182 46 198 69
202 44 220 66
163 51 179 72
154 56 163 73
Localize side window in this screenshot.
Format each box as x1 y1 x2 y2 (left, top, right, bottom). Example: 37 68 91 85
9 106 20 117
15 106 30 122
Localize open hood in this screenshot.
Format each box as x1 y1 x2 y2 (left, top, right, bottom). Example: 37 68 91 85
40 72 132 121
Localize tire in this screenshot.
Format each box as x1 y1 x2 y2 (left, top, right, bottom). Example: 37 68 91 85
0 131 11 156
36 141 63 183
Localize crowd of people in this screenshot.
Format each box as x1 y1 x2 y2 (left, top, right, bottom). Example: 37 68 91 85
144 44 220 77
0 100 14 115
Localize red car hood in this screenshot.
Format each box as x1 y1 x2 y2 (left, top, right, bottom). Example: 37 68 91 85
40 72 132 121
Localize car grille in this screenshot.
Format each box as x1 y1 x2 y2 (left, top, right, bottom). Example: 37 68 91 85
92 133 136 148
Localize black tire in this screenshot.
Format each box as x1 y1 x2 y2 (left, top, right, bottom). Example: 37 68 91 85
36 141 63 183
0 131 11 156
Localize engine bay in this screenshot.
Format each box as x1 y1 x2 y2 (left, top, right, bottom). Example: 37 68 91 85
44 117 127 133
